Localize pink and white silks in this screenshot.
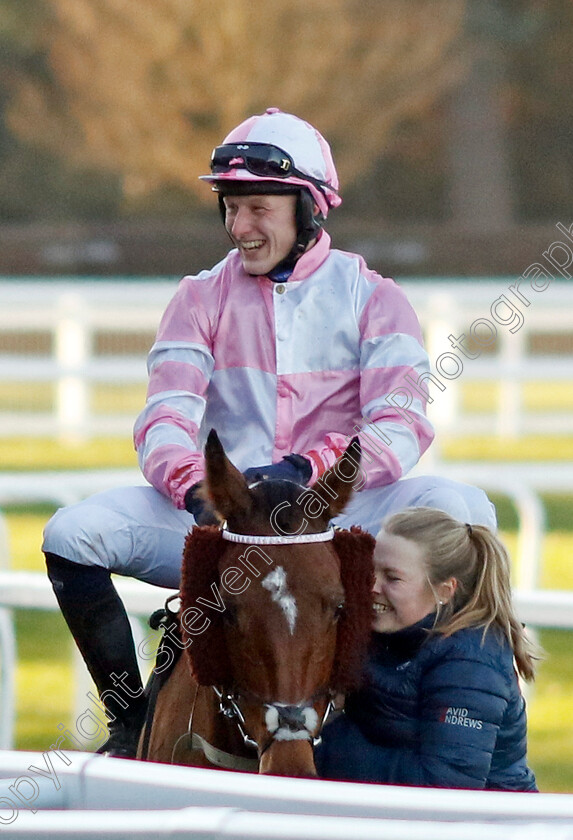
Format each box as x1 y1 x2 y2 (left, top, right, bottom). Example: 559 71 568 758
133 231 435 511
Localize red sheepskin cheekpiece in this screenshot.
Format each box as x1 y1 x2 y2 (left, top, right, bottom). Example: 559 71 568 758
180 526 233 687
331 527 375 692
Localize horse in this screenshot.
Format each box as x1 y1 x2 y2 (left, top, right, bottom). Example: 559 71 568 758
138 429 374 777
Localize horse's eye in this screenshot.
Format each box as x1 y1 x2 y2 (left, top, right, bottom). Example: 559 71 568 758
222 602 238 627
334 600 345 620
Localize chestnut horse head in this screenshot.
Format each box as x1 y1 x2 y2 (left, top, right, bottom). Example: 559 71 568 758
179 430 374 776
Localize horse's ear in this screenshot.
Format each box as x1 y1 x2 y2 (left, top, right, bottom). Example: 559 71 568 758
204 428 252 521
312 437 363 519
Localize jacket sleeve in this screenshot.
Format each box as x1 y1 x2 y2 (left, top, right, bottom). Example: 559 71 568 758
398 645 512 788
304 269 435 488
318 638 513 789
133 274 217 508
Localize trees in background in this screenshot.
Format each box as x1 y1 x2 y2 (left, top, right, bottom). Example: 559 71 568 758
0 0 121 220
0 0 572 224
2 0 466 213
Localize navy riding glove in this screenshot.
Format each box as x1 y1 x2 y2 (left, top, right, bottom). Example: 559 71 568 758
184 483 219 526
243 454 312 486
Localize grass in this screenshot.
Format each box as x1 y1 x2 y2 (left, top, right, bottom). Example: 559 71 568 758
0 436 137 471
14 610 73 749
2 434 573 792
460 381 573 415
0 383 146 416
526 629 573 792
442 435 573 462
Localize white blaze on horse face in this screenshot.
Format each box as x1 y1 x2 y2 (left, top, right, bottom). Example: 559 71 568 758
261 566 297 634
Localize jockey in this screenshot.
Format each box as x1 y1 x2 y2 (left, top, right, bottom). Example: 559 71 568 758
43 107 496 758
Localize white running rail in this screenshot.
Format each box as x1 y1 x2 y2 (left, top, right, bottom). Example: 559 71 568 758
1 749 573 836
0 278 572 440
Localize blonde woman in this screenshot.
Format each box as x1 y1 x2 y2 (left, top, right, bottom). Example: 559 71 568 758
317 507 539 790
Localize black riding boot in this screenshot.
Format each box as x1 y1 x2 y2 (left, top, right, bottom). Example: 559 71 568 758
45 552 148 758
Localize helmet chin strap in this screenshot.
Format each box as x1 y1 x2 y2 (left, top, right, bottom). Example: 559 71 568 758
267 236 315 282
267 190 323 280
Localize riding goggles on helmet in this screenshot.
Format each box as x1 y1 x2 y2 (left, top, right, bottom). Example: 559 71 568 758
209 142 337 196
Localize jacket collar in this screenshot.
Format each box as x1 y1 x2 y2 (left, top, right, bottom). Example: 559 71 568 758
370 612 437 663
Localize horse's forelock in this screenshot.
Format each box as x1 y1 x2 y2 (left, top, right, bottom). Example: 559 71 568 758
244 480 322 534
331 527 375 692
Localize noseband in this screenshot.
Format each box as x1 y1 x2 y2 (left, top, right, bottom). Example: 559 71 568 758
214 685 335 752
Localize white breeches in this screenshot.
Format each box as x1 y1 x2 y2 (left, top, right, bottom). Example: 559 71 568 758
42 476 496 589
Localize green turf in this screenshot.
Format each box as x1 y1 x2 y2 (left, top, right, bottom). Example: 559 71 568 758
0 383 145 417
0 436 137 471
15 610 74 749
526 629 573 792
460 381 573 415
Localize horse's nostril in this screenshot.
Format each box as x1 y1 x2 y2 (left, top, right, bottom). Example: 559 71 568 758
278 706 306 730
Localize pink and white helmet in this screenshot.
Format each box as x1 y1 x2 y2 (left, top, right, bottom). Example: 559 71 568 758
200 107 341 217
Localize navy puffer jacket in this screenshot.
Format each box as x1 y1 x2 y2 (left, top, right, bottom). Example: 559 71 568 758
316 614 537 790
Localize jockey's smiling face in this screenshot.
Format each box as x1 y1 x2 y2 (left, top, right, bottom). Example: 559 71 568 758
223 193 298 276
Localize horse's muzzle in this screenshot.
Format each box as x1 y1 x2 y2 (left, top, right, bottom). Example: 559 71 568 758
264 702 319 742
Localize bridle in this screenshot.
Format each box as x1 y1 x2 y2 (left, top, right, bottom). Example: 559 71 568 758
213 684 336 751
189 523 338 770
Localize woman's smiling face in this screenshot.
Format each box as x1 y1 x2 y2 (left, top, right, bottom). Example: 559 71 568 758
371 531 438 633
